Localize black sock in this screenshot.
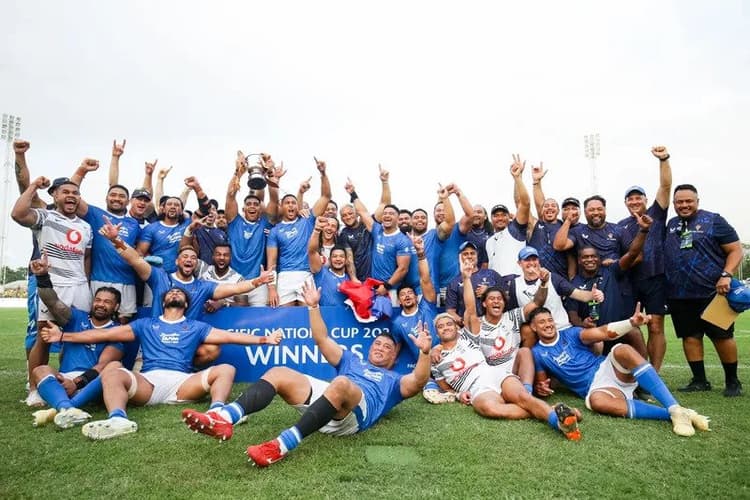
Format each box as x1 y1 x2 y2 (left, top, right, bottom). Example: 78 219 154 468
688 360 706 382
722 362 739 385
295 396 338 439
235 379 277 415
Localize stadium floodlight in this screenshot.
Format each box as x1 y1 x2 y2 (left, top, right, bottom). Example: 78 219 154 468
583 133 600 195
0 113 22 286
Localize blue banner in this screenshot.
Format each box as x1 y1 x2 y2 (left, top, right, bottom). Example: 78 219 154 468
203 307 407 382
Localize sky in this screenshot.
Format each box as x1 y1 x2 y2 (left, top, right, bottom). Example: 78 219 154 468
1 0 748 270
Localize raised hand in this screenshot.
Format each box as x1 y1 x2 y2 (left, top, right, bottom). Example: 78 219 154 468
531 162 547 183
157 165 172 180
145 159 158 176
510 154 525 178
344 177 356 194
260 153 275 171
235 150 248 177
460 257 474 279
591 283 604 303
13 139 30 155
29 251 50 276
538 267 550 284
313 156 326 175
314 216 328 233
635 213 653 231
112 139 126 158
80 158 100 172
301 280 321 308
651 145 669 160
408 320 432 354
378 163 389 182
189 215 207 231
299 176 312 194
437 183 449 200
412 235 425 255
98 215 123 241
629 301 651 327
184 176 201 190
32 176 51 191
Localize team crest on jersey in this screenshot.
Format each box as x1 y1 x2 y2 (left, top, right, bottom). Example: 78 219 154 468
284 227 299 239
243 230 254 239
581 233 589 239
167 232 182 244
553 350 572 366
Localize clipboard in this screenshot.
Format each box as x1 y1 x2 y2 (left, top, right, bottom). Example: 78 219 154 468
700 294 739 330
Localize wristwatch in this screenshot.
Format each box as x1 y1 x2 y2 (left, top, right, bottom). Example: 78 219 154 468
720 271 732 279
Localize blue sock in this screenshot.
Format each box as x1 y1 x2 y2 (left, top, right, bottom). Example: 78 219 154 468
523 383 533 394
633 363 678 409
626 400 671 421
218 402 245 424
546 410 558 430
70 376 103 408
424 380 439 391
109 408 127 419
37 375 72 410
277 427 303 453
209 401 224 411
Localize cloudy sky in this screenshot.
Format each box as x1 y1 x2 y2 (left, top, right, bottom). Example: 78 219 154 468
1 0 748 269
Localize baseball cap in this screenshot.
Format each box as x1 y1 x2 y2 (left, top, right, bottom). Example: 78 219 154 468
47 177 77 195
459 241 477 252
131 188 152 200
561 197 580 208
518 246 539 260
491 204 509 215
624 185 647 198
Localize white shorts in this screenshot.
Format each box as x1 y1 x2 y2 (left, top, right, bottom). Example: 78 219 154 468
90 281 137 315
585 349 638 409
38 283 91 321
292 375 364 436
141 369 206 405
276 271 313 305
247 284 269 306
60 370 84 380
467 364 515 404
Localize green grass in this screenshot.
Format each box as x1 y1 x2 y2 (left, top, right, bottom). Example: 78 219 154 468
1 308 749 499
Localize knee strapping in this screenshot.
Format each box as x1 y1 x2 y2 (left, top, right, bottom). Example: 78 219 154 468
609 345 631 374
201 367 212 392
119 368 138 399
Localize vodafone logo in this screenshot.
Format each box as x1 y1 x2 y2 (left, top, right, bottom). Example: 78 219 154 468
494 337 506 351
450 357 465 371
67 229 82 245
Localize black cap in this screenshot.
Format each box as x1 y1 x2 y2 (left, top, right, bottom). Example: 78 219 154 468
48 177 77 195
561 197 580 208
131 188 152 200
491 204 509 215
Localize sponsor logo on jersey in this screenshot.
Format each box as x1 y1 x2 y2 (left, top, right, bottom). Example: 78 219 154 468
553 350 572 366
160 332 180 344
363 368 384 382
67 229 82 244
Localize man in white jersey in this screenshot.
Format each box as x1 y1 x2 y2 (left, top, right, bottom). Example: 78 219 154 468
40 287 283 440
430 313 582 440
195 242 249 311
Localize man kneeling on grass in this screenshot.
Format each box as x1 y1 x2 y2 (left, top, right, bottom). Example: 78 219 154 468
430 312 582 441
181 281 432 468
40 287 282 440
529 304 710 436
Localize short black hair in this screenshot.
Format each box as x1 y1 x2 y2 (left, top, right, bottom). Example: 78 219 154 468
480 286 507 304
213 243 232 252
374 331 398 346
398 208 412 217
383 204 400 213
107 184 130 198
94 286 122 305
583 195 607 208
244 194 262 204
673 184 698 196
412 208 428 217
527 306 552 323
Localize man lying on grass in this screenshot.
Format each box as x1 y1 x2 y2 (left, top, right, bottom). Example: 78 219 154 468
40 287 282 440
181 281 432 468
530 304 710 436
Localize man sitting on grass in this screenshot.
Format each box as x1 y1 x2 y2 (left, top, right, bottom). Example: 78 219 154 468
181 281 432 468
530 304 710 436
40 287 282 440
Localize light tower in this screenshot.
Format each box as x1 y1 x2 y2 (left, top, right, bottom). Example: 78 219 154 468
583 133 600 195
1 114 22 286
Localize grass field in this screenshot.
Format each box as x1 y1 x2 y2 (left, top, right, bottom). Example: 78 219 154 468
1 308 749 499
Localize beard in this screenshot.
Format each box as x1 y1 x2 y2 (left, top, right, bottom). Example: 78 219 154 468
165 298 187 309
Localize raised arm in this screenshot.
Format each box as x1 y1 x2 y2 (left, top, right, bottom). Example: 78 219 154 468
154 165 172 210
619 214 653 271
296 176 312 211
510 154 531 226
179 216 203 254
142 159 157 217
185 176 212 216
580 302 650 345
302 281 343 366
310 158 332 216
373 164 391 222
30 253 71 325
213 267 274 299
399 322 432 398
448 183 474 234
436 184 456 241
651 146 672 209
225 151 245 223
99 216 153 281
414 235 436 304
346 177 374 231
523 268 550 317
69 158 101 217
531 162 548 219
41 322 136 345
11 176 49 227
109 139 126 187
461 260 480 335
12 140 45 208
263 154 284 223
205 327 282 346
308 217 327 274
552 213 576 251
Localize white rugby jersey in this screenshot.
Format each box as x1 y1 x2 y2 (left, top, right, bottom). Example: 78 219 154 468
512 275 572 330
197 262 244 303
431 335 487 392
32 208 92 286
465 309 523 367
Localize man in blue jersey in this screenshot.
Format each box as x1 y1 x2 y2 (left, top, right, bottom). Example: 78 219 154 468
617 146 673 372
182 176 228 263
664 184 743 397
267 158 331 306
553 195 627 265
30 253 125 429
98 216 274 319
137 196 190 274
40 287 283 440
308 217 348 307
529 305 710 436
224 150 282 306
435 183 475 304
445 241 504 324
182 282 432 467
70 162 142 322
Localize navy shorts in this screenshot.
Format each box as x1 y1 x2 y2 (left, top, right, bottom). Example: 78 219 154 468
633 275 667 316
667 297 734 340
